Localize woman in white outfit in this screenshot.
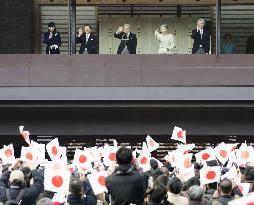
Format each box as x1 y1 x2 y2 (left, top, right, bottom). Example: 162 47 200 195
155 24 175 54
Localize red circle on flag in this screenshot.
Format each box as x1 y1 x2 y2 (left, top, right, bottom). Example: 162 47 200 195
184 158 191 168
177 131 183 139
5 149 12 157
149 139 154 147
109 153 116 161
206 171 216 180
219 150 227 158
21 132 28 139
241 151 250 159
202 153 210 160
98 176 106 186
26 152 33 160
52 146 58 156
183 150 189 155
52 175 63 187
140 157 147 164
246 203 254 205
79 155 87 164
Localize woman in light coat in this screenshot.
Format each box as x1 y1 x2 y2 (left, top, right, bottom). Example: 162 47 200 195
155 24 175 54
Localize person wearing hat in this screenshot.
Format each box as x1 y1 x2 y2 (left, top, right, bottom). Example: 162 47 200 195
43 22 62 54
0 161 44 205
221 33 236 54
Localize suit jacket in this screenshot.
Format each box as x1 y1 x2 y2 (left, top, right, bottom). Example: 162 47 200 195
114 32 137 54
43 31 61 54
76 33 97 54
247 35 254 54
191 29 210 54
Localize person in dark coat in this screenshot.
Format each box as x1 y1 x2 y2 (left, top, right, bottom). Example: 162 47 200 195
76 24 97 54
43 22 62 54
191 18 210 54
246 35 254 54
60 178 96 205
0 168 44 205
212 179 233 205
113 24 137 54
187 185 207 205
105 147 149 205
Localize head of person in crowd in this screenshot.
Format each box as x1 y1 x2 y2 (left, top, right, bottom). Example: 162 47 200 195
160 166 170 176
206 182 218 192
83 24 92 34
48 22 56 33
69 178 84 196
197 18 205 29
160 24 168 35
224 33 232 42
164 162 174 173
168 177 183 195
36 197 53 205
9 170 25 188
123 24 131 34
244 162 254 182
21 166 32 188
187 185 204 202
148 182 167 204
116 147 133 165
219 179 232 196
156 174 169 190
183 177 201 191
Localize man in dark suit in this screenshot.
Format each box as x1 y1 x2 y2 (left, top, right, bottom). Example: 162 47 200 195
114 24 137 54
191 18 210 54
76 24 97 54
247 35 254 54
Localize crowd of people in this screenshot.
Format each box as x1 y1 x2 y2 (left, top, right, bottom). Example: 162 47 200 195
0 127 254 205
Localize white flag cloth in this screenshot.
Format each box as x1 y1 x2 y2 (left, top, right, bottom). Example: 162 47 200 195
103 146 117 166
0 144 15 164
46 138 63 161
178 164 195 182
52 193 67 205
171 126 186 144
20 146 40 167
214 142 231 165
238 183 251 196
73 148 92 172
195 147 216 164
146 135 159 152
137 151 151 171
19 126 31 145
200 166 221 185
228 193 254 205
87 171 108 195
236 144 254 166
44 159 70 194
30 140 46 164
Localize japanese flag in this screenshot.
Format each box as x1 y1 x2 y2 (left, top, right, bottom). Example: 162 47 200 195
137 151 151 171
89 147 102 162
146 135 159 152
46 138 63 161
176 153 193 170
228 194 254 205
20 146 40 167
171 126 186 144
87 171 108 195
178 164 195 182
30 140 46 164
19 126 30 145
238 183 251 196
44 159 70 194
52 193 66 205
164 151 175 167
195 147 216 164
73 148 92 172
200 166 221 185
236 144 254 166
214 142 231 165
177 144 195 155
103 146 117 166
1 144 15 164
